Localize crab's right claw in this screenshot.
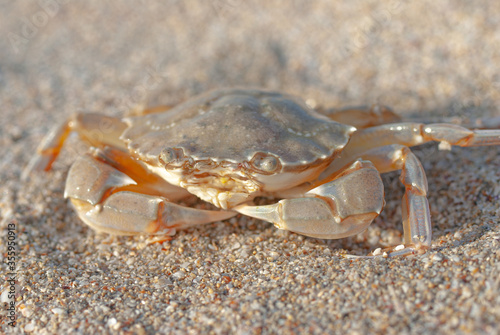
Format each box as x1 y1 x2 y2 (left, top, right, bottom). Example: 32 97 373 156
65 154 237 236
234 160 385 240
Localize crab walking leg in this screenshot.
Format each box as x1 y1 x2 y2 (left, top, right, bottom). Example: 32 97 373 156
346 122 500 155
90 146 192 201
66 154 236 235
322 122 500 178
234 160 385 240
403 116 500 130
128 104 173 116
318 144 432 256
320 104 401 129
21 120 72 181
356 144 432 256
21 113 128 181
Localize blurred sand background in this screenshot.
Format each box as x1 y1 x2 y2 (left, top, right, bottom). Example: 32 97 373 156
1 1 499 334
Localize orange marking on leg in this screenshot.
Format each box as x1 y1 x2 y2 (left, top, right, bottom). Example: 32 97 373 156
39 123 73 171
146 201 178 234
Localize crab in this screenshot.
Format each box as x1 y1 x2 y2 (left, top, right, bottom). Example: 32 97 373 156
24 88 500 256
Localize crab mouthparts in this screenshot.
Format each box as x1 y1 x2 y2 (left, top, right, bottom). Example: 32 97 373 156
182 172 261 209
151 163 261 209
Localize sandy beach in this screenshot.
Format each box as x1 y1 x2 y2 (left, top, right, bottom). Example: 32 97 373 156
1 1 499 334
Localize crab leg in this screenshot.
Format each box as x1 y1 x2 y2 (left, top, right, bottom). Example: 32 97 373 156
320 104 401 129
321 143 443 257
346 122 500 154
234 160 385 240
403 116 500 129
323 122 500 177
355 144 432 256
236 145 433 257
127 104 173 116
323 105 500 130
65 151 236 236
22 113 128 181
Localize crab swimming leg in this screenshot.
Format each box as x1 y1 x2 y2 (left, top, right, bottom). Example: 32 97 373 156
65 147 236 236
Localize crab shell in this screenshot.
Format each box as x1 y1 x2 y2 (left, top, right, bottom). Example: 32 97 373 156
121 89 356 209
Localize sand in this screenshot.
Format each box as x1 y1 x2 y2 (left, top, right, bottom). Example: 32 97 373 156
1 1 499 334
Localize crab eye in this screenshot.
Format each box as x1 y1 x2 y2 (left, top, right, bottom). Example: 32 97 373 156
259 156 278 172
250 153 281 174
159 147 183 166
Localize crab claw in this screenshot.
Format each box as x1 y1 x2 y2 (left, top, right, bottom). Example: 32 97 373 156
234 161 385 240
65 154 237 236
